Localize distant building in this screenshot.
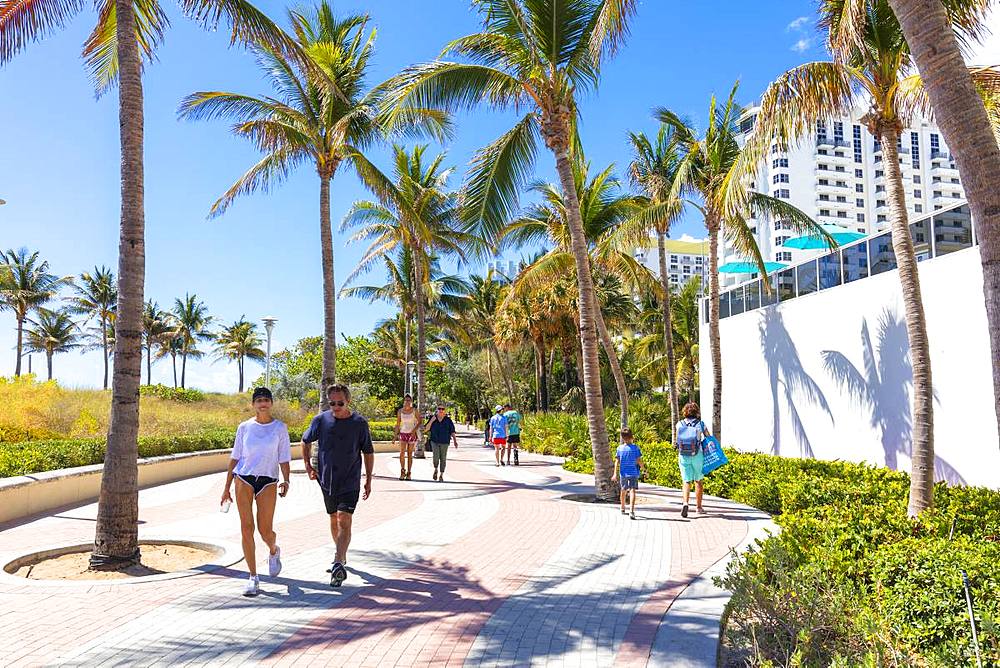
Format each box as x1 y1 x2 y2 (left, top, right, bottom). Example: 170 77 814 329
487 258 518 279
633 237 709 294
722 103 966 288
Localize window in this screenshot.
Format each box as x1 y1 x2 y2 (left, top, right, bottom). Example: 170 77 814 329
873 138 882 153
875 170 884 178
775 235 790 247
934 205 973 254
696 257 703 263
797 260 819 296
820 253 842 289
856 183 864 193
835 152 845 158
772 158 789 168
853 125 863 162
934 190 943 197
775 252 792 263
855 168 864 178
819 178 829 185
820 209 831 217
914 189 922 198
842 241 869 283
670 255 678 262
877 199 886 207
773 173 789 184
835 166 846 172
816 119 827 143
915 204 923 213
819 194 830 201
836 181 848 188
930 133 940 153
836 196 848 203
913 175 922 184
857 213 865 222
772 189 781 198
780 189 790 198
856 198 865 208
870 232 897 275
818 163 829 171
911 132 920 169
834 121 844 142
878 214 887 222
818 149 829 155
837 211 848 219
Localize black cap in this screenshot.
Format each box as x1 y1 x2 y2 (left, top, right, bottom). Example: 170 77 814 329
252 387 273 402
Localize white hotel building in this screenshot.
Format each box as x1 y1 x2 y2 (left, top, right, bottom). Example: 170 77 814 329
720 104 966 288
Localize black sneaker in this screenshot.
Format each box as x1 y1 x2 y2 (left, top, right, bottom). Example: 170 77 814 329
630 511 636 520
681 504 689 518
330 561 347 587
513 450 519 465
500 460 506 466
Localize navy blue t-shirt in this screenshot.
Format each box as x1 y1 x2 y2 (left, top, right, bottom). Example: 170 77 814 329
302 411 374 494
427 416 456 443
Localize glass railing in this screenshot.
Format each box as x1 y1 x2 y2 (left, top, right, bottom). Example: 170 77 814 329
706 200 974 322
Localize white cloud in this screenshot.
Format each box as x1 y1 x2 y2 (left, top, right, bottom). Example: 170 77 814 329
787 16 809 32
791 38 813 53
678 234 705 243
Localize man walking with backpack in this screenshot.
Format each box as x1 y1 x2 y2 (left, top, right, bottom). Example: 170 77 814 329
674 402 710 518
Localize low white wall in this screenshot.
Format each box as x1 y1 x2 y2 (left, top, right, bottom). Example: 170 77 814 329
700 246 1000 489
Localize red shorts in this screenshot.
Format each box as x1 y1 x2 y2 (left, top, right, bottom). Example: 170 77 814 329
492 437 507 447
399 432 418 444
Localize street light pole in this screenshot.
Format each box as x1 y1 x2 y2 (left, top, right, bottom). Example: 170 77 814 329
406 360 416 396
262 316 278 388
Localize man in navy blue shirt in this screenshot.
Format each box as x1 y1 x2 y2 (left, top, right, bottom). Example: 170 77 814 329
302 384 374 587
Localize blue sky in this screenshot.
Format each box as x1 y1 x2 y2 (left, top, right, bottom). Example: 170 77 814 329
0 0 973 391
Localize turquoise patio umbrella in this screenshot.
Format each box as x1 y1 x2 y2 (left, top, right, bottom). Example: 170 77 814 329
782 224 864 250
717 261 787 274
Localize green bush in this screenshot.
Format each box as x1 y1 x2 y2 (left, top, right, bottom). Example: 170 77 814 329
139 384 206 403
515 419 1000 665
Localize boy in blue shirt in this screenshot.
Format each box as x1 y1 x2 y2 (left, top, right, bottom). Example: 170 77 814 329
612 428 644 520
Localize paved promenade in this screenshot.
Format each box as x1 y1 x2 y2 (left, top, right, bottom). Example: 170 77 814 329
0 429 772 667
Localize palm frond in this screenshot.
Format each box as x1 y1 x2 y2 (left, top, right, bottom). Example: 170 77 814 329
0 0 86 63
82 0 169 96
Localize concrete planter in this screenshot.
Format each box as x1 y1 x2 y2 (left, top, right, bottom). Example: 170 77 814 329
0 441 397 525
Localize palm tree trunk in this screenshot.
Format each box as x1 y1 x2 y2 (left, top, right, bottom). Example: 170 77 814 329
552 145 614 500
490 342 515 404
657 232 680 435
145 343 151 386
561 340 573 391
92 0 144 568
707 217 723 443
46 351 53 380
880 129 935 516
319 174 337 409
171 352 177 388
889 0 1000 455
238 355 244 393
101 315 109 390
404 316 411 395
181 352 187 389
14 316 23 376
533 338 542 411
594 306 628 430
414 258 427 459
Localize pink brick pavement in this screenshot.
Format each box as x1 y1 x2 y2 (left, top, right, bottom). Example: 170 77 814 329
0 431 762 666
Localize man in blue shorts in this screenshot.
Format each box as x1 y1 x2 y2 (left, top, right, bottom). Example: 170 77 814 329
302 384 375 587
612 428 644 520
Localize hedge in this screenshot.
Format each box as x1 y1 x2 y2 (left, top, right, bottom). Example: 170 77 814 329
517 429 1000 665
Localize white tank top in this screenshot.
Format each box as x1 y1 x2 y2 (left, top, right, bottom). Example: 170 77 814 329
399 409 419 433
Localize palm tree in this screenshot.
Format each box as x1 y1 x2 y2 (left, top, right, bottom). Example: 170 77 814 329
25 308 81 380
155 332 184 389
70 266 117 389
341 144 471 419
172 293 212 389
1 0 303 569
383 0 639 499
671 276 702 403
626 126 684 432
748 1 979 515
179 3 447 410
142 300 174 386
215 317 265 392
884 0 1000 485
501 160 649 428
0 248 67 376
658 83 825 445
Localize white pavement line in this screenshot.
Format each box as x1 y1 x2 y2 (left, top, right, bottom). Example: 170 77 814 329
464 501 673 668
646 509 777 668
55 457 502 667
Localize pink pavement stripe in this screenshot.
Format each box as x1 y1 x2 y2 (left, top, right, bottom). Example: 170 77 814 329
0 461 423 666
613 513 749 667
263 451 581 667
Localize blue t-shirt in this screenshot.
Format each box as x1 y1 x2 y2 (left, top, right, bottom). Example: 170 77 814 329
489 413 508 439
503 410 522 436
302 411 374 494
616 443 642 477
427 415 456 443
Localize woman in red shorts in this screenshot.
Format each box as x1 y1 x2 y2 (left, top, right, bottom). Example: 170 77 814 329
395 394 420 480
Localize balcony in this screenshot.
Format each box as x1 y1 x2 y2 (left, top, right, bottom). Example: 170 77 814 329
931 162 960 176
817 212 853 226
817 196 854 211
932 178 963 192
816 136 834 149
816 180 850 194
933 193 964 206
930 150 954 162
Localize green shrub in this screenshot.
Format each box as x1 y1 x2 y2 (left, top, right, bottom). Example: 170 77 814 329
139 384 206 403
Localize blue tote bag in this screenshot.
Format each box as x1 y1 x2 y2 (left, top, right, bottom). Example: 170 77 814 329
701 436 729 475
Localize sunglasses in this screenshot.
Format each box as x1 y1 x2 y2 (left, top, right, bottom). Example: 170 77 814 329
331 401 347 407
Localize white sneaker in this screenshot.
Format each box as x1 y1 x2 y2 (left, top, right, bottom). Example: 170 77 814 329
268 546 282 578
243 575 259 597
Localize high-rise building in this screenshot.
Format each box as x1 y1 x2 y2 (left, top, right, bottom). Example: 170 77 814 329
633 237 709 294
721 103 965 287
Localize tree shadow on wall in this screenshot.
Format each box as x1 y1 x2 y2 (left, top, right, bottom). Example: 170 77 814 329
821 308 965 485
759 308 834 458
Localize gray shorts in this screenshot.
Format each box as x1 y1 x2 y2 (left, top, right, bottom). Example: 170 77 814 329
621 475 639 490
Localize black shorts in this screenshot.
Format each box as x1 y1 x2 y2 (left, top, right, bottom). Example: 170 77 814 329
507 434 520 444
237 474 278 496
322 486 360 515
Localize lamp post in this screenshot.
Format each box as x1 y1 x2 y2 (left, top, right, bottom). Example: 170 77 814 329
405 360 416 396
262 316 278 387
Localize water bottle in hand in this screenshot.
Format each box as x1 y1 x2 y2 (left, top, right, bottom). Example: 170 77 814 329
221 499 232 513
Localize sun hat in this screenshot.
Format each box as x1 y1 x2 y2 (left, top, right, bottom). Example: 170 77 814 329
494 404 503 412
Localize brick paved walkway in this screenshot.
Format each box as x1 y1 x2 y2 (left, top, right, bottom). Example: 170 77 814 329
0 429 771 667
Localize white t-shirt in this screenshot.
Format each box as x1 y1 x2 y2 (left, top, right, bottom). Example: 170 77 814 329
231 418 292 479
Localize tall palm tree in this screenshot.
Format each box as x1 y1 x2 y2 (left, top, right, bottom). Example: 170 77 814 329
626 125 684 432
25 308 81 380
215 317 265 392
659 83 825 445
155 332 184 389
179 3 447 410
383 0 639 499
501 160 649 428
1 0 303 569
70 266 117 389
172 293 212 389
142 300 174 386
748 1 981 515
0 248 67 376
883 0 1000 484
342 144 471 419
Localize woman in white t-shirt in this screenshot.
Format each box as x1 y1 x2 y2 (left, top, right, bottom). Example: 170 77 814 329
221 387 292 597
395 394 420 480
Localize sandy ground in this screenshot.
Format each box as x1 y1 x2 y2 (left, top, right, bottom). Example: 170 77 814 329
12 543 218 580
